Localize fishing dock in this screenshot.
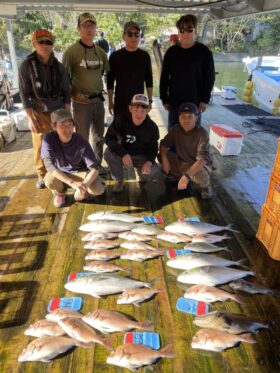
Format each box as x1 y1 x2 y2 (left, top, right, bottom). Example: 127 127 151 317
1 95 280 372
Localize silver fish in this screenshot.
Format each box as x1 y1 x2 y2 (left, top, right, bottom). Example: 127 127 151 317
82 309 153 333
157 231 192 243
119 231 151 241
18 336 88 362
65 273 151 298
184 242 230 253
82 232 119 241
167 253 247 271
165 221 238 236
84 249 120 261
84 239 120 250
79 220 136 233
121 249 164 262
46 308 83 322
194 311 271 334
24 319 65 338
58 318 112 350
177 266 255 286
83 261 130 273
229 279 280 296
184 284 243 304
131 224 163 236
107 344 175 371
87 210 143 223
120 240 161 252
191 329 255 352
117 287 163 307
191 233 232 244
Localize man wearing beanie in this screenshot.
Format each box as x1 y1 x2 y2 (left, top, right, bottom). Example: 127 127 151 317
41 108 105 208
63 13 109 172
19 29 71 189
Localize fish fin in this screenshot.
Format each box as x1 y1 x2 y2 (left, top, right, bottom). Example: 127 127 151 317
133 302 141 308
236 258 250 270
40 358 51 363
160 344 176 358
146 278 158 288
75 341 92 349
138 320 154 331
90 292 101 298
239 333 256 344
226 224 239 233
102 338 114 351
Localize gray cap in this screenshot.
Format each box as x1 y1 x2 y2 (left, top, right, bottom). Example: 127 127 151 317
131 94 149 107
178 102 198 115
51 109 73 123
124 21 140 33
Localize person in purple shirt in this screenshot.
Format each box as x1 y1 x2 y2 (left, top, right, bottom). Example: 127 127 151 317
41 108 105 208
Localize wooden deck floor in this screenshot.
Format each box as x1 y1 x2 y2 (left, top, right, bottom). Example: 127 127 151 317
1 97 280 373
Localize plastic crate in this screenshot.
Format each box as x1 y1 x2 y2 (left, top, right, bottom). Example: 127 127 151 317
272 138 280 178
256 205 280 260
265 174 280 221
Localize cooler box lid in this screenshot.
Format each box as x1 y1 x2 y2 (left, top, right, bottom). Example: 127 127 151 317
210 124 244 138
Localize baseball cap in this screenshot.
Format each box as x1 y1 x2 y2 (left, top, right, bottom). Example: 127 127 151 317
179 102 198 115
131 94 149 107
78 12 97 26
51 109 73 124
32 29 55 42
124 21 140 33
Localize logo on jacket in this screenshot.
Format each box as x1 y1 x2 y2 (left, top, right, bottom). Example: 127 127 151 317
125 135 136 143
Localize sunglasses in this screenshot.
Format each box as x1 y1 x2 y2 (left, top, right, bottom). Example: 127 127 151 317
37 40 53 46
179 27 194 34
126 31 140 38
131 103 148 109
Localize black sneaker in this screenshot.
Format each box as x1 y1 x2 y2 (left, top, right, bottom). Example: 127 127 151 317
36 179 46 189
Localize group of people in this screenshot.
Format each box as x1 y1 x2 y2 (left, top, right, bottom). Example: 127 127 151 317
18 12 215 208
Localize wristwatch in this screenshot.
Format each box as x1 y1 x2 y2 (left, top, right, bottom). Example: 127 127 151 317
184 173 191 180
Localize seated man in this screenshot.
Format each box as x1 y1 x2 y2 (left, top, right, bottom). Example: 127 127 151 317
41 108 105 208
160 102 212 199
104 94 161 193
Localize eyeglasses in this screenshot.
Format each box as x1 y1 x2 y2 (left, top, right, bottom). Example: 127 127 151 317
80 22 96 29
84 46 101 70
179 27 194 34
126 31 140 38
131 104 148 110
37 40 53 46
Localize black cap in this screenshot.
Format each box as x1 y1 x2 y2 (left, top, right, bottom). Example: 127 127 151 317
178 102 198 115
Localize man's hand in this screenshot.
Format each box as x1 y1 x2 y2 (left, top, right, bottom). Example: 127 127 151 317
199 102 207 113
141 161 152 175
161 158 171 174
163 103 170 111
122 154 133 166
178 175 189 190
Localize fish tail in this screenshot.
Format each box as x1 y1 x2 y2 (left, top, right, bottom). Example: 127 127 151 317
160 344 176 358
122 267 132 273
236 258 250 269
75 341 92 349
155 287 165 293
223 247 231 253
239 333 256 344
102 337 114 350
231 294 246 304
226 224 239 233
138 320 154 331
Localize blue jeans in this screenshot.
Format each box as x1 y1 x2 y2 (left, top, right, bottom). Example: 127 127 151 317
168 105 201 130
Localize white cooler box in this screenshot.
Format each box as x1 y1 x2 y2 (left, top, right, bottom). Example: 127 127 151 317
221 86 237 100
0 110 16 146
210 124 244 156
11 110 30 131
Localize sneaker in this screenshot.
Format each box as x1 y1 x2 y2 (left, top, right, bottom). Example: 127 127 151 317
53 194 66 208
201 185 213 200
36 179 46 189
113 180 124 193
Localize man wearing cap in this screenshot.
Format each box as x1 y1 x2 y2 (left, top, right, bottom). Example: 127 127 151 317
160 102 212 199
62 12 109 171
104 94 161 193
160 14 215 129
41 108 105 208
19 29 71 189
107 21 153 116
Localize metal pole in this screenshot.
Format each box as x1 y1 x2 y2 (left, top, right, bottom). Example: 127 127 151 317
5 18 18 89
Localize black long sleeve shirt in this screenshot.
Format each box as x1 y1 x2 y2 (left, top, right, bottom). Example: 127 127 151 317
105 111 159 163
160 42 215 106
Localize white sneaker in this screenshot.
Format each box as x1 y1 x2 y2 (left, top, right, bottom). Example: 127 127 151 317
113 180 124 193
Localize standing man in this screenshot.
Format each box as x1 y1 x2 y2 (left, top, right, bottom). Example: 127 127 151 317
96 32 109 54
107 21 153 116
19 29 71 189
63 12 109 171
160 14 215 129
104 94 161 193
160 102 212 199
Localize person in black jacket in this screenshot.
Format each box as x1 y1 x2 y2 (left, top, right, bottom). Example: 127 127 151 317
104 94 161 192
160 14 215 129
